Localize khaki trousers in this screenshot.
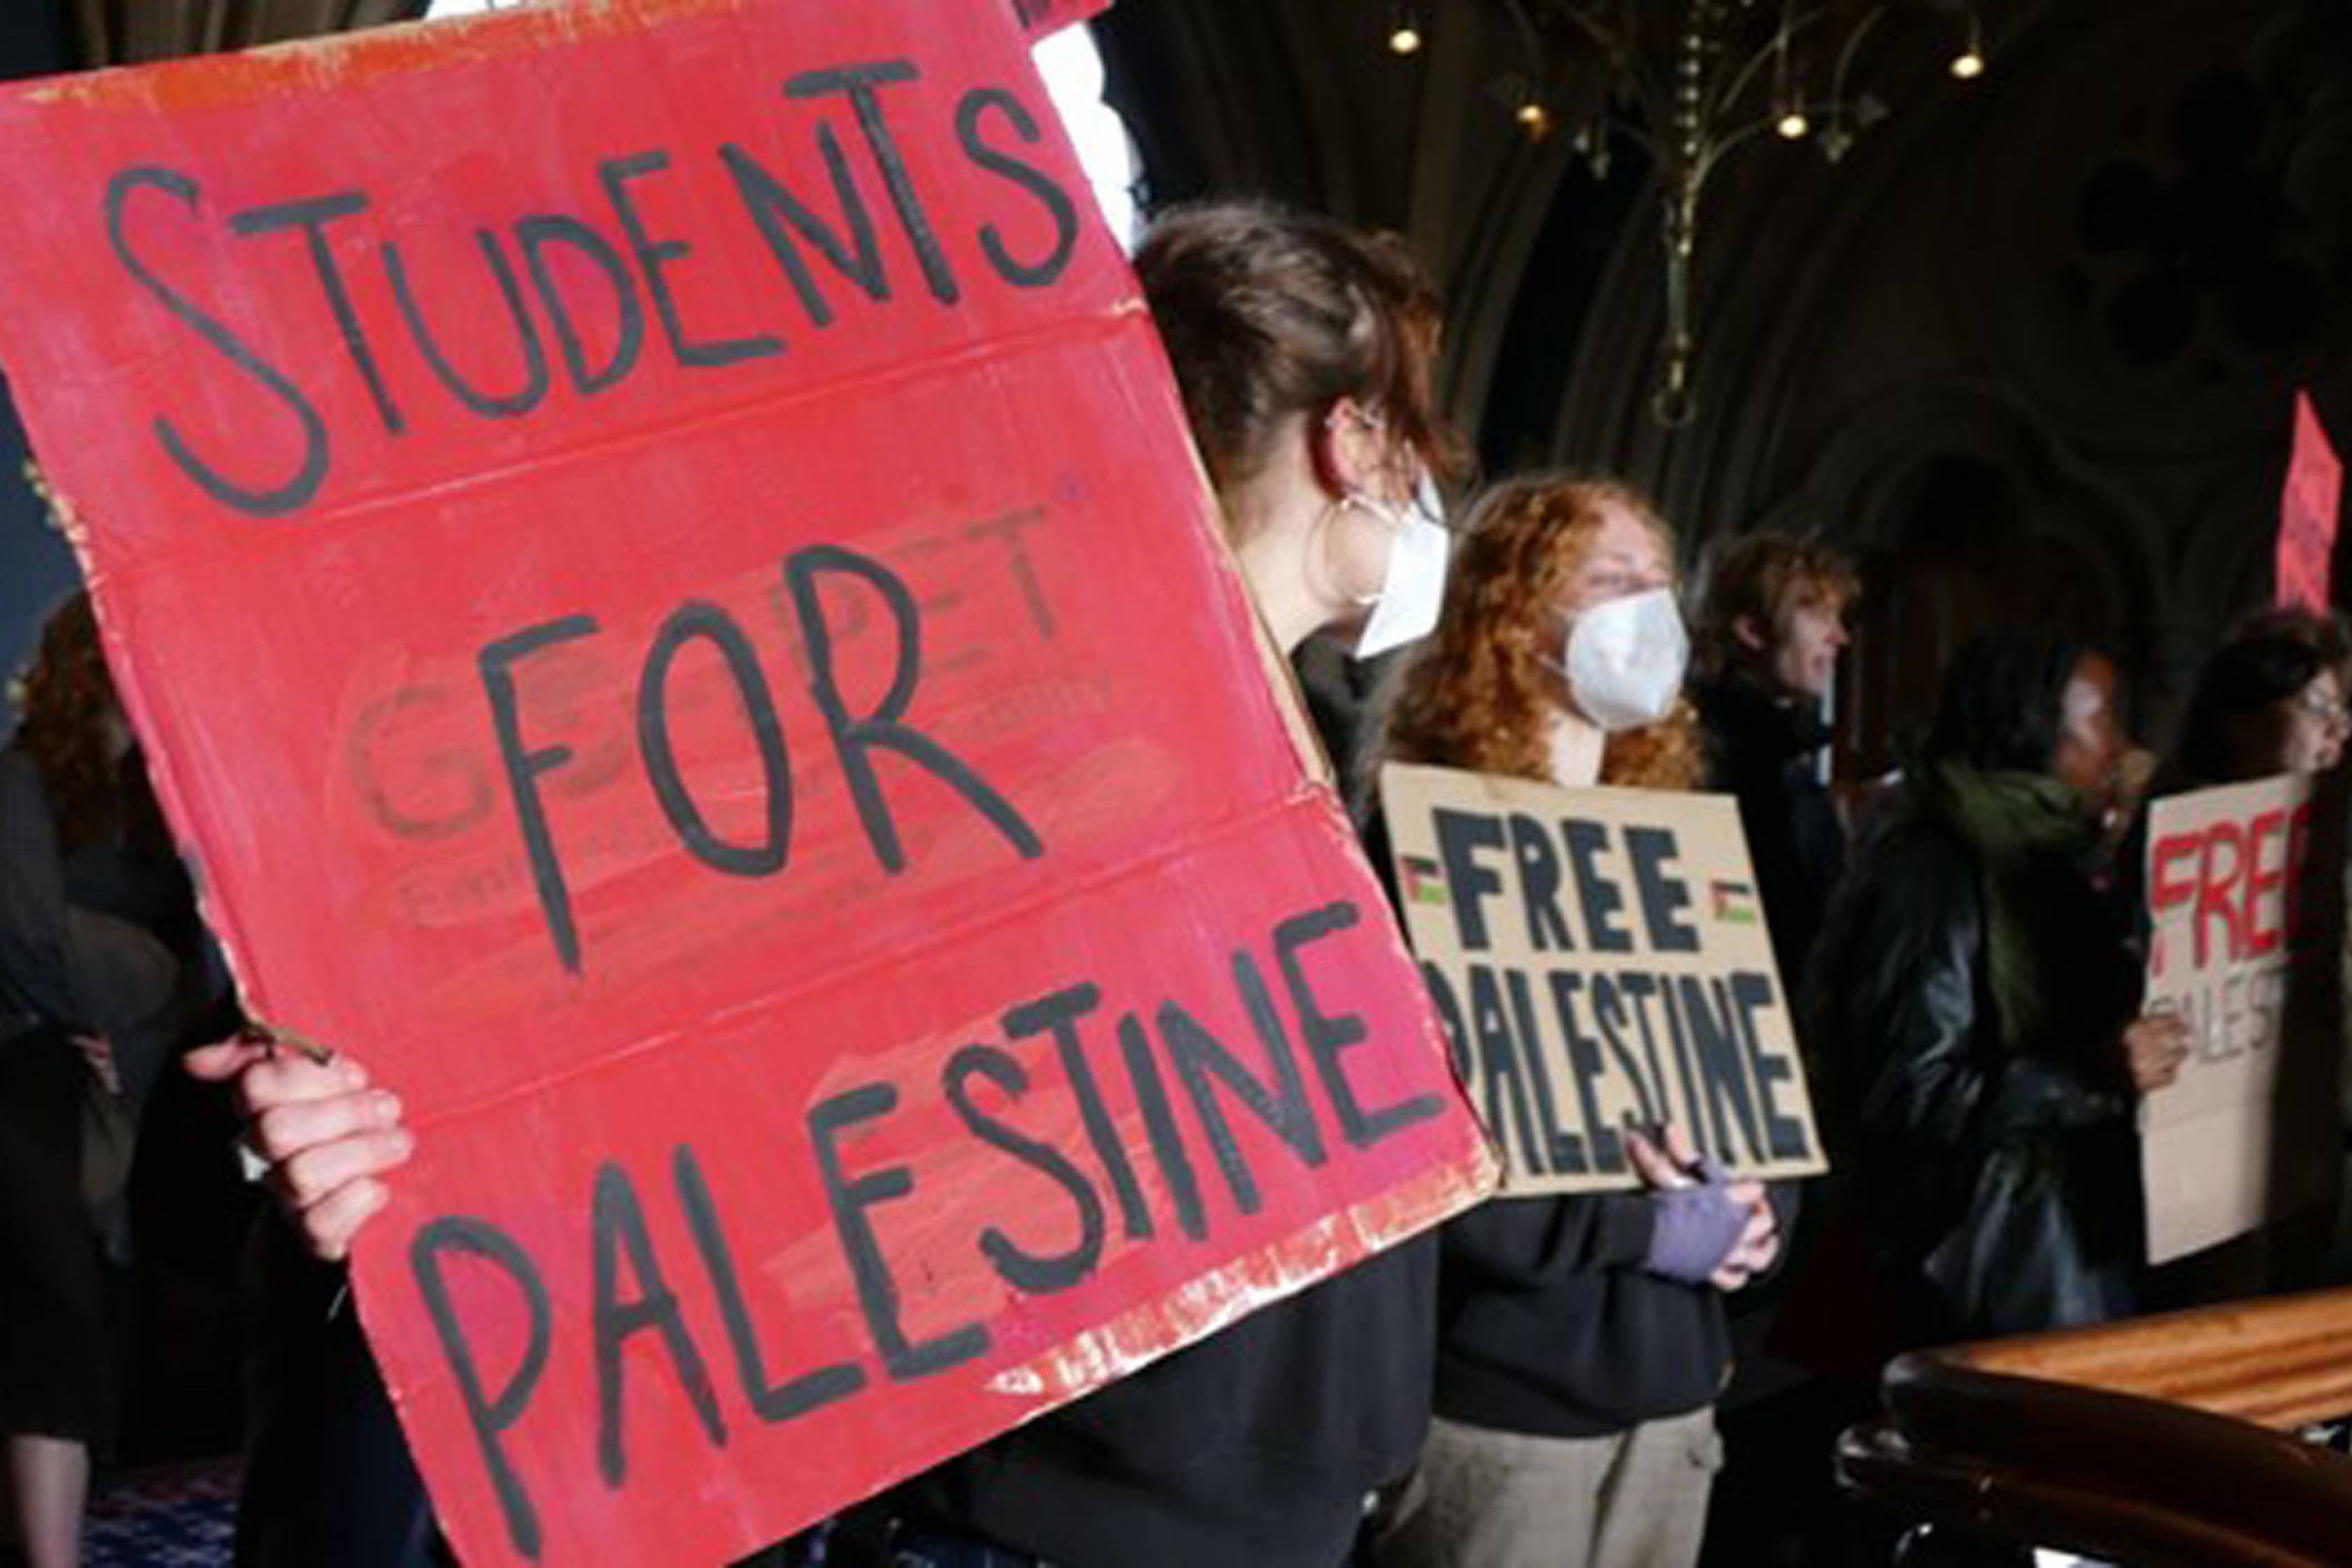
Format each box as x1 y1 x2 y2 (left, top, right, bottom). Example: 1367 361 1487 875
1376 1408 1723 1568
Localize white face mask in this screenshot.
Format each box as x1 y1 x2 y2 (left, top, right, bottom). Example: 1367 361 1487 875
1348 482 1450 661
1563 587 1689 730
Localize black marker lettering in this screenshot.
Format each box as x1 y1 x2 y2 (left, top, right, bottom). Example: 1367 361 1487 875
1545 972 1618 1173
590 1162 727 1489
412 1218 551 1562
1005 983 1149 1239
1731 971 1810 1160
1468 964 1543 1175
1420 961 1473 1080
480 616 601 974
1160 954 1328 1215
673 1146 867 1424
1507 969 1588 1174
945 1043 1105 1293
1119 1013 1206 1242
514 214 647 396
230 190 403 436
1562 819 1631 953
720 135 889 328
810 1083 990 1380
1590 974 1661 1127
785 62 960 305
1678 976 1764 1163
954 86 1080 288
107 167 332 517
600 151 786 369
1624 827 1699 953
383 229 551 419
1617 972 1675 1128
1434 808 1507 953
785 544 1041 872
1276 902 1442 1148
1508 813 1571 951
638 601 792 877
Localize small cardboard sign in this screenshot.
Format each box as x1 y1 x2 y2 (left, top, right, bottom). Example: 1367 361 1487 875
0 3 1493 1562
2140 774 2342 1263
1380 762 1827 1195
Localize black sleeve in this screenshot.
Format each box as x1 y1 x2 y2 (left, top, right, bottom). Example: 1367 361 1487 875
1440 1191 1657 1291
1845 841 2123 1168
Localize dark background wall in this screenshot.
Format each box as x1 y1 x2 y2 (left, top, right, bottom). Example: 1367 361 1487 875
0 3 80 737
1097 0 2352 769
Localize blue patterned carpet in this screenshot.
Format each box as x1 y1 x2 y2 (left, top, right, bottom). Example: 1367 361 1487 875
83 1461 237 1568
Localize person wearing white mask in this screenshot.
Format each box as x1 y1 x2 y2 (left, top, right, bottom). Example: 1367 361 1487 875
1370 476 1780 1568
187 199 1470 1568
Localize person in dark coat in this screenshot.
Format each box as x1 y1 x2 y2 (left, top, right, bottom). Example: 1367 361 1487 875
1 592 215 1568
1807 631 2189 1343
1689 532 1858 990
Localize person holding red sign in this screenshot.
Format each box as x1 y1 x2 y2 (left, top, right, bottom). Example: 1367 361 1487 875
1368 477 1782 1568
189 198 1469 1568
861 199 1469 1568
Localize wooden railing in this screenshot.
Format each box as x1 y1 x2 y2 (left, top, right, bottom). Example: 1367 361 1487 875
1836 1288 2352 1567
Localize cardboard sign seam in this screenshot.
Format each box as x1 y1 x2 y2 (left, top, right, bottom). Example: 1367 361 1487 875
392 783 1369 1134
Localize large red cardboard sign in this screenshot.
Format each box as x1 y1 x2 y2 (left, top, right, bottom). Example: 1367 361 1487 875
2276 390 2342 612
0 4 1492 1564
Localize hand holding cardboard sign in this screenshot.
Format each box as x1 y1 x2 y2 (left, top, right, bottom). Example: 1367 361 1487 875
1625 1125 1776 1291
186 1037 409 1261
2121 1013 2191 1097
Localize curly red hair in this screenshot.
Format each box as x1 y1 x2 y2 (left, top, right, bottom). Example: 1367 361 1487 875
1372 475 1705 792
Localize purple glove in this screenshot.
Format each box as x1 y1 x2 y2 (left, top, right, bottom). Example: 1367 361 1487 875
1643 1167 1750 1286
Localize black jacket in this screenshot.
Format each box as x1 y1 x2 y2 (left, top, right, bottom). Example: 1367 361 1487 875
1693 677 1845 990
1429 1191 1732 1439
923 1240 1434 1567
1806 811 2144 1342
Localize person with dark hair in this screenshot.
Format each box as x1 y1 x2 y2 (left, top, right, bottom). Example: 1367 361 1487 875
0 591 215 1568
1371 477 1779 1568
1806 631 2189 1342
189 199 1471 1568
2167 609 2351 788
1689 532 1859 986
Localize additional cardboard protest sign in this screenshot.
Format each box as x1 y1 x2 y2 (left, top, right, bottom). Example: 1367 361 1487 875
2140 775 2342 1264
1380 763 1827 1195
2276 390 2344 613
0 5 1494 1563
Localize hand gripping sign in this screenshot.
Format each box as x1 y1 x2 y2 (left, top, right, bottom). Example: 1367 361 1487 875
1381 764 1827 1194
0 3 1493 1562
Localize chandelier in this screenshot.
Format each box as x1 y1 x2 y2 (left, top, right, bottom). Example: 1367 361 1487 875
1385 0 1993 426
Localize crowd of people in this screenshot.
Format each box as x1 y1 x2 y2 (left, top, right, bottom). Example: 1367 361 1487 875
4 197 2348 1568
